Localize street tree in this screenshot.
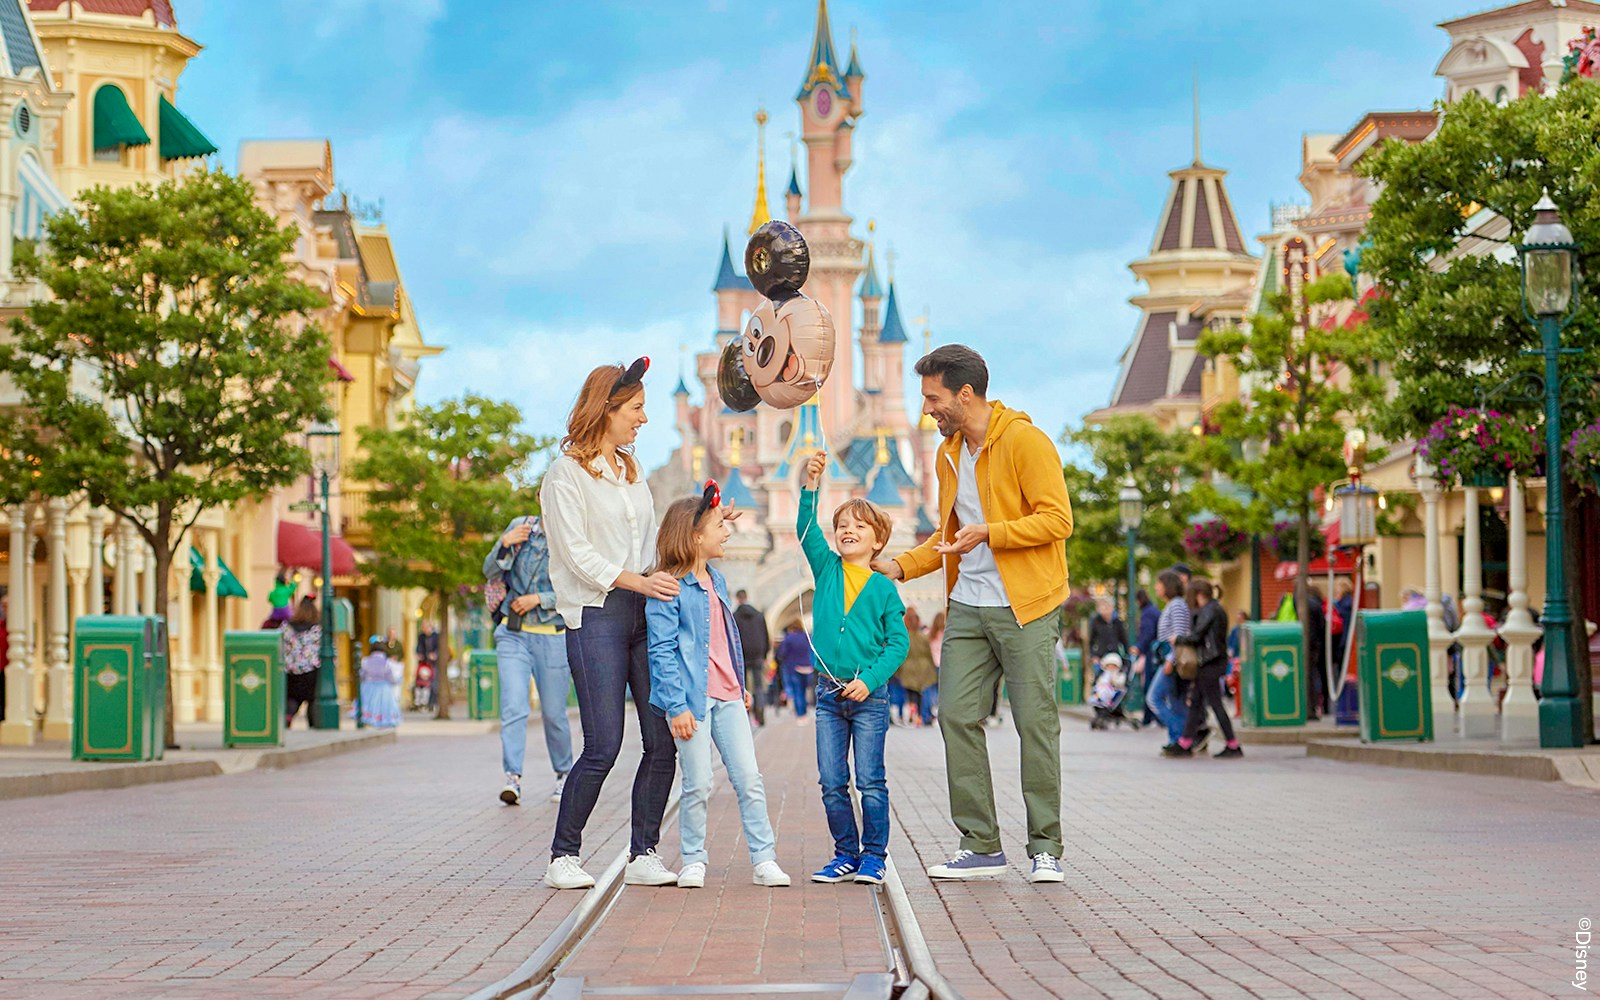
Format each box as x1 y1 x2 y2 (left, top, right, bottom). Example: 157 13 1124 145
1360 83 1600 735
1061 415 1197 598
351 395 547 719
1196 274 1382 654
0 170 332 747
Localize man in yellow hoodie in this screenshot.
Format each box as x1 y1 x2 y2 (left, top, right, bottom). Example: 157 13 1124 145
873 345 1072 885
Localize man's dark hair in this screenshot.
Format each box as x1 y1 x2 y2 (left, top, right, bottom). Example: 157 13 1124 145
736 589 748 602
914 344 988 397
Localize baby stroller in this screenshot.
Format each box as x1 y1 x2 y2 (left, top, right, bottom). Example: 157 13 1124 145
1089 652 1140 731
412 661 437 712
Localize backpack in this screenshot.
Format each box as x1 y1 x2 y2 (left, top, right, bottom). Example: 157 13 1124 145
282 625 320 675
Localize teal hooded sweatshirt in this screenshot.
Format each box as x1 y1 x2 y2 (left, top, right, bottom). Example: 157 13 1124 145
797 487 909 691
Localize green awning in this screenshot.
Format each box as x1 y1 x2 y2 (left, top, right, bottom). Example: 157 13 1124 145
158 95 216 161
93 85 150 150
189 546 248 599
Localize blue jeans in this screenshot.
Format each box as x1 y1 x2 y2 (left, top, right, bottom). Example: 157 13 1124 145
888 677 906 717
784 668 814 718
920 683 939 721
814 684 890 861
676 697 777 867
551 590 677 859
1147 667 1187 744
494 625 574 778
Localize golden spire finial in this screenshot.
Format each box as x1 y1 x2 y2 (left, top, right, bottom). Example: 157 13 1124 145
730 427 744 467
748 108 772 235
874 426 890 466
886 244 896 282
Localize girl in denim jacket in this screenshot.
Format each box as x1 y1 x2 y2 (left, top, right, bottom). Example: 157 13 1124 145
645 482 790 889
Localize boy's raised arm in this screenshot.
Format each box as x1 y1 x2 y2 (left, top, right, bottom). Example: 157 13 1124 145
796 450 834 576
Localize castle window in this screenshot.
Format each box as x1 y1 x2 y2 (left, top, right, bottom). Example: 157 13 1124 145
779 420 793 445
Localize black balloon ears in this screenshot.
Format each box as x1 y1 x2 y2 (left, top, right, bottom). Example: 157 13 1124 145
694 479 721 525
745 221 809 303
611 356 649 396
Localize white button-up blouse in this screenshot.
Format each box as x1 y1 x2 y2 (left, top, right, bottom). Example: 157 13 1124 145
539 452 658 629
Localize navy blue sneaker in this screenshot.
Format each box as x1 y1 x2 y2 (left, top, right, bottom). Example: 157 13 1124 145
927 849 1008 880
853 855 887 885
811 855 860 883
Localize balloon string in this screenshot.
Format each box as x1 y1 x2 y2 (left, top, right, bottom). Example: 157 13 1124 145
793 404 850 694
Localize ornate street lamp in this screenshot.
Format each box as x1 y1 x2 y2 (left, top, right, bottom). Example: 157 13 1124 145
1518 193 1584 748
1118 475 1144 641
306 420 342 731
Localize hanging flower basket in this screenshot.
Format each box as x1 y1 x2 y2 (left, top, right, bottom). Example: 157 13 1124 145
1568 420 1600 493
1416 407 1541 488
1266 520 1326 562
1182 518 1248 564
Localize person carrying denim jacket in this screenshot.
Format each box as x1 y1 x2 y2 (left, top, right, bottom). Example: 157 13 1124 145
484 514 574 806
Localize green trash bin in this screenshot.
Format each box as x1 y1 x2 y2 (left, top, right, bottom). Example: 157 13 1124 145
73 615 164 761
1056 646 1084 704
1354 610 1433 742
468 649 500 720
224 631 286 747
1241 621 1306 727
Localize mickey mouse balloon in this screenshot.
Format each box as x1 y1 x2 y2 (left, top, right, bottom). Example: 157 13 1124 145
716 221 836 411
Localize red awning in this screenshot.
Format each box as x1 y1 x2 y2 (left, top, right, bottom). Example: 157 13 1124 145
277 520 358 576
328 356 356 383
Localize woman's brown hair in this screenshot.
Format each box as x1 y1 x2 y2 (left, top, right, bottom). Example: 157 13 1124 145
290 596 318 627
562 364 642 482
652 496 707 580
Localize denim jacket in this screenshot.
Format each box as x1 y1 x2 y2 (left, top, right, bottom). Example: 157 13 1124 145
482 516 561 628
645 566 746 721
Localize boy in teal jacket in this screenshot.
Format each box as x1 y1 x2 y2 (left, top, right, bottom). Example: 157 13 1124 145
797 451 910 885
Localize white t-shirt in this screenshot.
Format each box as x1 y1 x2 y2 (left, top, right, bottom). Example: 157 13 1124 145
539 453 657 629
948 442 1009 608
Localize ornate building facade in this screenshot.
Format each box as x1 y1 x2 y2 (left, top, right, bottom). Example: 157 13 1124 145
649 0 943 625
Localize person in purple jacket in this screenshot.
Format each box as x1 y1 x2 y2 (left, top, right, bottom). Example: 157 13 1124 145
775 621 815 723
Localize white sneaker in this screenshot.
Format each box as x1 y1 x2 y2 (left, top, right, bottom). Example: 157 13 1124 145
624 849 679 886
500 775 521 806
544 855 594 890
1029 853 1065 884
678 862 707 888
550 772 567 803
752 860 791 887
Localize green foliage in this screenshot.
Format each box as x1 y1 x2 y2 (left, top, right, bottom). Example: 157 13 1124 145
1360 85 1600 441
1195 273 1382 582
0 169 332 542
351 395 549 608
1060 415 1198 586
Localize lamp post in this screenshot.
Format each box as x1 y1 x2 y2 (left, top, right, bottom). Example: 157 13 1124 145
1518 193 1584 749
1118 475 1145 641
307 420 342 731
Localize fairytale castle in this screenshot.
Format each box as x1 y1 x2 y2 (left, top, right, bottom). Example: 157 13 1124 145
649 0 943 624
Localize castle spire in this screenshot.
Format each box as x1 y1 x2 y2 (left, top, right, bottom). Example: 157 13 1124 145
748 108 772 235
859 220 883 300
846 26 864 79
1192 68 1202 166
797 0 846 99
880 281 907 344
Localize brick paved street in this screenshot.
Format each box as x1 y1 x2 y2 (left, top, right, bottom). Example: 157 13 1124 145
887 715 1600 1000
4 706 1597 999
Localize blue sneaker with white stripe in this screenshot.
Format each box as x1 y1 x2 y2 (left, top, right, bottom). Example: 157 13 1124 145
853 855 886 885
811 855 860 883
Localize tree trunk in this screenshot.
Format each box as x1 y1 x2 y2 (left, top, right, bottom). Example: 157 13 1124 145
434 588 452 720
153 543 177 749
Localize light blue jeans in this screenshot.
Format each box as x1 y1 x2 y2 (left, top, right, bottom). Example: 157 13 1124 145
1147 666 1187 744
495 625 574 778
676 697 777 867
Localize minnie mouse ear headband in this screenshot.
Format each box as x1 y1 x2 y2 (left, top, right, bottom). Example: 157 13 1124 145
694 479 721 526
611 357 649 397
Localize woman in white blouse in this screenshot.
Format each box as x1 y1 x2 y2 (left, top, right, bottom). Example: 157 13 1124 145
540 358 686 891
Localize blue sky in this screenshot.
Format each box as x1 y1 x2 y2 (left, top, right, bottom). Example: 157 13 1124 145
176 0 1469 467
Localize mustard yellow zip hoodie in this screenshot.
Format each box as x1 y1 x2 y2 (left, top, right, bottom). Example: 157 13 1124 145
891 401 1073 625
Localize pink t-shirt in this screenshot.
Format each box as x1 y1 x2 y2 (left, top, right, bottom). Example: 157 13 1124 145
702 574 743 702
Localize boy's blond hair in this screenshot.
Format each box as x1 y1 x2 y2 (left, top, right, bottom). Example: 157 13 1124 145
831 498 893 557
